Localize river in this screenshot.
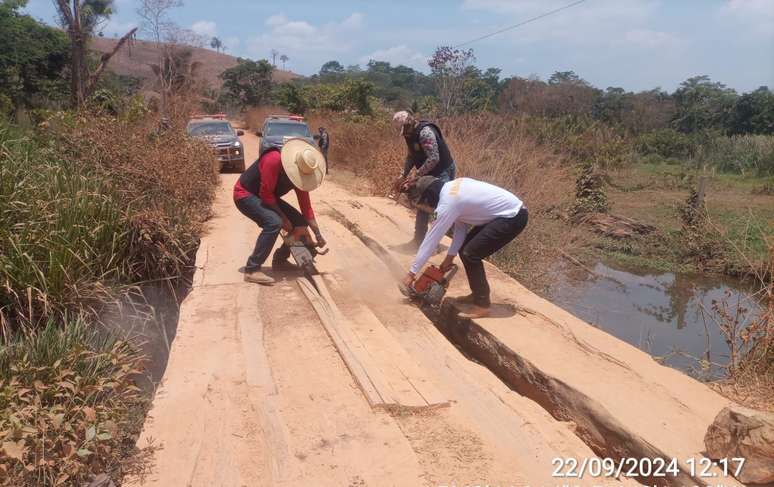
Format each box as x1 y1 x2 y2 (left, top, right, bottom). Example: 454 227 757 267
548 261 763 379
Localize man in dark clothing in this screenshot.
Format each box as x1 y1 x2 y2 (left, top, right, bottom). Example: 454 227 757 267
392 111 457 246
233 139 327 285
318 127 330 173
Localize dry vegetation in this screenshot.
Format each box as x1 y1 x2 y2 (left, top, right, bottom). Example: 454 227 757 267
0 104 218 485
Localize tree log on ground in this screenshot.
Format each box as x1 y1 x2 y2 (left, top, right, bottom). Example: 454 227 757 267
577 212 657 239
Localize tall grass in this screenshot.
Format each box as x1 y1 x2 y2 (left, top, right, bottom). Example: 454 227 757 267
0 113 218 334
0 123 131 332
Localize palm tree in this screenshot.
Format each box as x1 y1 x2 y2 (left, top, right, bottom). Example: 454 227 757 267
210 36 223 53
280 54 289 70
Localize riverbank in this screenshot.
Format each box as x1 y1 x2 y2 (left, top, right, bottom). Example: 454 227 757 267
595 162 774 279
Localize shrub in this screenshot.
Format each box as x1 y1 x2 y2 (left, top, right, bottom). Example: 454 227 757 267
571 163 609 215
0 320 147 486
696 134 774 176
636 128 693 159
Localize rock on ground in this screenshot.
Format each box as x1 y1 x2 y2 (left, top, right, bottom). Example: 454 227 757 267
704 405 774 484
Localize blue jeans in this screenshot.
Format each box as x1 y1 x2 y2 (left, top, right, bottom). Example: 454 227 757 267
414 160 457 242
235 195 307 272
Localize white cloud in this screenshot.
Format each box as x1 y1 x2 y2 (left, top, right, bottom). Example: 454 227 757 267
101 18 137 37
191 20 217 38
624 29 682 49
247 12 367 72
719 0 774 38
341 13 365 30
461 0 660 45
360 45 428 71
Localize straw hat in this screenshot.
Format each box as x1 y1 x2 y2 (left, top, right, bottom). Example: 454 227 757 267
280 138 326 191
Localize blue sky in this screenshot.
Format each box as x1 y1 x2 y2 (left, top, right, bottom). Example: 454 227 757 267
23 0 774 92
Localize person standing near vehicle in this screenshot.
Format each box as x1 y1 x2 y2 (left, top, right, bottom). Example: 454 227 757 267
233 139 327 285
318 127 330 173
392 110 457 249
402 175 528 319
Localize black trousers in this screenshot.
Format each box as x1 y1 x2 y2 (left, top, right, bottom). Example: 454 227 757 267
460 208 528 307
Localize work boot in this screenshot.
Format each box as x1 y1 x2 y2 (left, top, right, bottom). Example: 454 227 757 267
243 270 275 285
271 259 298 272
458 305 491 319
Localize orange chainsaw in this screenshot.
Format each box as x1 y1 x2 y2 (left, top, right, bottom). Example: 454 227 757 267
401 264 458 307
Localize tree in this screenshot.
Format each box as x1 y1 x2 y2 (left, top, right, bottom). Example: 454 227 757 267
220 58 274 108
548 71 588 86
0 0 70 113
673 75 737 133
428 46 475 114
270 49 279 67
210 36 222 53
137 0 183 117
727 86 774 135
319 60 345 77
279 54 288 70
274 82 306 114
53 0 137 107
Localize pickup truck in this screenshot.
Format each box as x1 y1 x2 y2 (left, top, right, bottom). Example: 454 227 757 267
186 114 245 172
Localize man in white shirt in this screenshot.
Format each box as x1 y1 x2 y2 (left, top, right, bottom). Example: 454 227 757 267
402 176 528 318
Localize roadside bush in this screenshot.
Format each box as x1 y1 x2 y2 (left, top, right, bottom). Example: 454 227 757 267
571 163 609 216
0 320 147 486
636 128 693 159
0 112 218 330
696 134 774 176
525 115 632 168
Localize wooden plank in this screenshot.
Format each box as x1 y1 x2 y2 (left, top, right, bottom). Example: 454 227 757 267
346 301 448 408
298 278 390 407
236 284 296 482
308 275 406 406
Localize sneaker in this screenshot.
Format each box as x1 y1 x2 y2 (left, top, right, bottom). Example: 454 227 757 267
244 270 275 285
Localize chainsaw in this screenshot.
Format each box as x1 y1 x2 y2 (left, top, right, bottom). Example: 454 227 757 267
281 231 328 291
400 264 458 307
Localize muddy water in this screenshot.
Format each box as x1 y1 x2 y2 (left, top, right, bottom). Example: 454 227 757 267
547 261 762 379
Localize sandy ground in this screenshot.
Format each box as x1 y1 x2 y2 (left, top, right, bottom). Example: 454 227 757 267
127 133 743 487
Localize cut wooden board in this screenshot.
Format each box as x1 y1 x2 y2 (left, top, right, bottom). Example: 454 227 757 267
322 274 448 408
299 275 447 409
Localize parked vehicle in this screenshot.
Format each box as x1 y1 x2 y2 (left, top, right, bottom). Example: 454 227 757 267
256 115 317 155
186 114 245 172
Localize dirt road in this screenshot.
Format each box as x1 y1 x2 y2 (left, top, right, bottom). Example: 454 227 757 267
127 133 741 487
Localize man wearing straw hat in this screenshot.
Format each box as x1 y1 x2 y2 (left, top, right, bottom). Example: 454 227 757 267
233 139 327 285
392 110 457 250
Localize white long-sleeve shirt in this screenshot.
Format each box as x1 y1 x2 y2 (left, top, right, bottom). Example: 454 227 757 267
410 178 524 274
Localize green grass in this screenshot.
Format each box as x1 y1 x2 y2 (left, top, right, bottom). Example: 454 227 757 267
599 162 773 277
0 123 133 327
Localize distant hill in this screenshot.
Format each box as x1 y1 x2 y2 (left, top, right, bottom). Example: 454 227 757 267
90 36 299 89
